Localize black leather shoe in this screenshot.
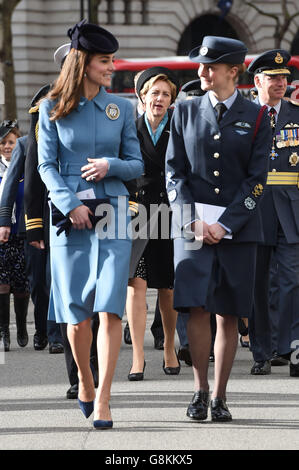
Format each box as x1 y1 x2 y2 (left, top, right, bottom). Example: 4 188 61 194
211 398 232 422
177 346 192 366
163 351 180 375
187 390 209 420
250 360 271 375
123 322 132 345
0 329 10 352
290 362 299 377
128 361 146 381
154 337 164 350
271 351 289 366
17 330 28 348
49 342 64 354
66 384 78 399
33 334 48 351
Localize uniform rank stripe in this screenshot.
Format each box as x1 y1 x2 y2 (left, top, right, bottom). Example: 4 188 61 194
267 171 299 185
26 224 43 230
25 218 43 223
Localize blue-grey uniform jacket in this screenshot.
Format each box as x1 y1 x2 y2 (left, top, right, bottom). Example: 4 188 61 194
166 91 272 243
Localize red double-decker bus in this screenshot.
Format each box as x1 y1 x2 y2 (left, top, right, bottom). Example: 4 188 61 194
110 55 299 102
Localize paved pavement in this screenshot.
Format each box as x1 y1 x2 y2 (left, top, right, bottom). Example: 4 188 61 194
1 289 299 452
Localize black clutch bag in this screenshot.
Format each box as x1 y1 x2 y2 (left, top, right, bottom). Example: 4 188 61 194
51 198 110 236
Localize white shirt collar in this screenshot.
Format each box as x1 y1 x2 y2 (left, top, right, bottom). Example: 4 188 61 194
259 99 281 117
208 89 238 111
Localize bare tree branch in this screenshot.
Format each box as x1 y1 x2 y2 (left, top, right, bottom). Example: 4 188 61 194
245 0 299 48
245 1 280 26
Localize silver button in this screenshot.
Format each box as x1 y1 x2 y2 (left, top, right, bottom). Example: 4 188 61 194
214 170 220 177
160 192 164 197
214 134 220 140
213 152 220 159
161 171 164 176
272 168 277 172
214 188 220 194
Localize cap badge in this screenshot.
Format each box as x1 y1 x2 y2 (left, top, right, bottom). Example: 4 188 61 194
105 103 120 120
275 52 283 64
200 46 208 56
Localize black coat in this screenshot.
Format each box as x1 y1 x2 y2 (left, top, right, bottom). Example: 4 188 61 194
24 84 50 244
129 110 174 288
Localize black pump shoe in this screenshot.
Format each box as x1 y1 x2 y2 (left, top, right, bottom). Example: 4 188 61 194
163 351 180 375
211 398 232 422
128 361 146 381
187 390 209 420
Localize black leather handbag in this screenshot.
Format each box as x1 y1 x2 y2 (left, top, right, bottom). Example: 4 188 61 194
51 198 110 236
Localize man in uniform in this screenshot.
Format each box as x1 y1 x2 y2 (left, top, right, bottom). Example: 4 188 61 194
248 49 299 377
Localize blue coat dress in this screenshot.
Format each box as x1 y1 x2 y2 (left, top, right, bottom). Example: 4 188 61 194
166 91 272 316
38 87 143 324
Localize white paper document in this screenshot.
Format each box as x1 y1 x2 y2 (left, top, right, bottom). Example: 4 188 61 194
195 202 233 239
76 188 96 199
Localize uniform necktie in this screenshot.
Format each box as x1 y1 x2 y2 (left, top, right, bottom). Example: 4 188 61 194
268 107 277 132
215 102 227 123
269 107 278 160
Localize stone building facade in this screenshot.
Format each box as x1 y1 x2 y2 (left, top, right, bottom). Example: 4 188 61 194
11 0 299 131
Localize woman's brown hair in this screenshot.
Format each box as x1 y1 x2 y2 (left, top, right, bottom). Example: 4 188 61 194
46 48 92 121
227 63 247 83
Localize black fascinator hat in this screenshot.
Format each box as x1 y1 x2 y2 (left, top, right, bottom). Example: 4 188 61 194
67 19 119 54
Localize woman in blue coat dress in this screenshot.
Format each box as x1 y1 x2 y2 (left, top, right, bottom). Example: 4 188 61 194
37 21 143 429
166 36 272 422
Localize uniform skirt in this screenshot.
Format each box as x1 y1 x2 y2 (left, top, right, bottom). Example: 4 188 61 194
48 183 132 325
173 238 257 318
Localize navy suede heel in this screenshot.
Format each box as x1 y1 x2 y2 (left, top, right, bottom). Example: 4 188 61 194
93 419 113 430
78 398 94 418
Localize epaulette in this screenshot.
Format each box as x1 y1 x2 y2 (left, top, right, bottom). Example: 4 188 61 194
283 97 299 106
29 104 39 114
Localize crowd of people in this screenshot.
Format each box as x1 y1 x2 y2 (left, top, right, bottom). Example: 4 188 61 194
0 20 299 430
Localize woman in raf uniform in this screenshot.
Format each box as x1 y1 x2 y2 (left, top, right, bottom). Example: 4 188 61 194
166 36 272 421
37 20 143 429
126 67 180 380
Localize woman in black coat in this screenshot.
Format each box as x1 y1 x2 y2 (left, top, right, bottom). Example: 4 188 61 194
126 67 180 380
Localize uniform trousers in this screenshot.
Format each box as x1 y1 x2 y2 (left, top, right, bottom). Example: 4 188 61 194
249 225 299 361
